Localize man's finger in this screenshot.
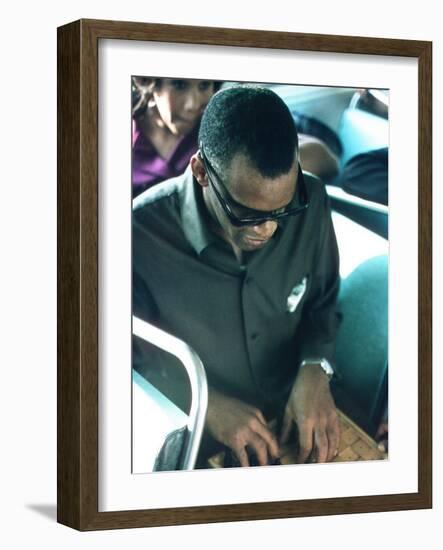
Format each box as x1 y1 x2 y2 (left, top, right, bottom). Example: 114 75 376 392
251 418 280 459
248 435 270 466
375 422 388 453
297 423 314 464
235 446 250 468
375 422 389 440
254 409 268 426
326 416 340 462
280 409 292 445
314 428 329 463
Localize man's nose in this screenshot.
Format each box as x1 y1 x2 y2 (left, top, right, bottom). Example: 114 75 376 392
250 220 277 239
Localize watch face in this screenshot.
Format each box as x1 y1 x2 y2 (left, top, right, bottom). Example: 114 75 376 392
320 361 334 379
321 360 334 377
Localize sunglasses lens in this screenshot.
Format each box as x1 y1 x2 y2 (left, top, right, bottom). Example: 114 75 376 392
201 145 308 226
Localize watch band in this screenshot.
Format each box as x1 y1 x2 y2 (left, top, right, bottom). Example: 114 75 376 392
300 358 334 380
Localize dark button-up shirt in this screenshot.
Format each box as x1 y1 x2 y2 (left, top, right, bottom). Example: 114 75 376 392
133 166 341 413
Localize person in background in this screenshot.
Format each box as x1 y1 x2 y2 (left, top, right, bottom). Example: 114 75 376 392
132 77 221 197
298 133 340 181
336 88 389 205
291 110 343 182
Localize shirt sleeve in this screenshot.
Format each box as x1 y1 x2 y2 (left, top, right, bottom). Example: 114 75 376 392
296 189 342 368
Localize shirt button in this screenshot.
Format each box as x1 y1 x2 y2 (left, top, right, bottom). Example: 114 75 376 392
251 332 259 340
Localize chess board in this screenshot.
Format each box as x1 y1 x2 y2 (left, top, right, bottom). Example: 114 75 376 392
208 409 387 468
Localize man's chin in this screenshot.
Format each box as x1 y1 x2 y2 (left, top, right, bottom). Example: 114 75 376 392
240 236 270 250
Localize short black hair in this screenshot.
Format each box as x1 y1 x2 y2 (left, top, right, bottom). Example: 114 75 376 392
199 85 298 178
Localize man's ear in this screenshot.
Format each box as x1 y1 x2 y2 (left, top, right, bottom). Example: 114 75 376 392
191 154 209 188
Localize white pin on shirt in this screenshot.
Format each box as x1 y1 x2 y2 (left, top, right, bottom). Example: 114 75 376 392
286 276 308 313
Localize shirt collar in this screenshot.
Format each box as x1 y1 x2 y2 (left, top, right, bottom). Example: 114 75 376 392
180 165 216 255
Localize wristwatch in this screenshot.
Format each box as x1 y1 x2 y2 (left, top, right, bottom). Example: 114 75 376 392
300 358 334 380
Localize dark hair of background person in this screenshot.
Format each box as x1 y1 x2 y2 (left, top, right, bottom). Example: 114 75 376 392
199 85 299 179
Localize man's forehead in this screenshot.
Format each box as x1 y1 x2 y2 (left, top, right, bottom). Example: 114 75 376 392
224 153 298 211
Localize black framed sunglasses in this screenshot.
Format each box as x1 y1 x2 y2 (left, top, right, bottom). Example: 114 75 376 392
199 144 309 227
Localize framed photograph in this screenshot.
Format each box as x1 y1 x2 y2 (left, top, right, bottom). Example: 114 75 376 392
57 19 432 530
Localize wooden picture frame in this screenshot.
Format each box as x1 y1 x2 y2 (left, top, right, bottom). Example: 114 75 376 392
57 19 432 530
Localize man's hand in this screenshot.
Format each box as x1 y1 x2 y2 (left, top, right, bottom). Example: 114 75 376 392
280 364 339 463
205 389 280 467
375 421 389 453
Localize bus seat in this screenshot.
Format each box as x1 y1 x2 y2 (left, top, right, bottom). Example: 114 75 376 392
132 317 208 473
339 108 389 166
333 254 388 435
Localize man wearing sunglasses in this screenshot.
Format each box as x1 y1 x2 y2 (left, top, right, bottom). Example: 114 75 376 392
133 85 341 468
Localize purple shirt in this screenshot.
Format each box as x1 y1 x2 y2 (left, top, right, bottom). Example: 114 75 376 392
132 116 200 198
